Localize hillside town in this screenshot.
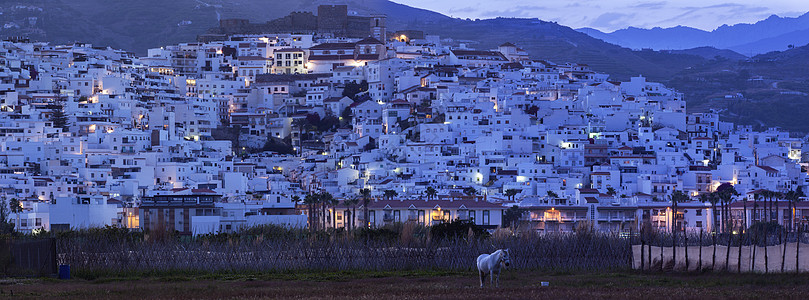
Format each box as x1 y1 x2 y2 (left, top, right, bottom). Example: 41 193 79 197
1 5 808 236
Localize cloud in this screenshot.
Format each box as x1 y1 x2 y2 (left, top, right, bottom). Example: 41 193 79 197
630 1 666 10
447 7 478 14
391 0 809 31
477 5 549 18
653 3 772 29
588 12 636 29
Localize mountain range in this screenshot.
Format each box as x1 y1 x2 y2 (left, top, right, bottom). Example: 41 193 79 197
0 0 719 81
578 13 809 55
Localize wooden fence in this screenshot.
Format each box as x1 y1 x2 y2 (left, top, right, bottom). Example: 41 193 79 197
634 231 809 273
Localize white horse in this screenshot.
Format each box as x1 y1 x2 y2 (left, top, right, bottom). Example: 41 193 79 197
476 249 511 288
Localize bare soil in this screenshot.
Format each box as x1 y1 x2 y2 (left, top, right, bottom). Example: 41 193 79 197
2 271 809 299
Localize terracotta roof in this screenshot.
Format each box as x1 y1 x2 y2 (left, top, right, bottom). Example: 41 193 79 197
366 199 504 210
310 43 355 50
275 48 304 53
756 165 778 173
356 37 384 45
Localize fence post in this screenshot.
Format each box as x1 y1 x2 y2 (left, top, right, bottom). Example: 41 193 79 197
737 232 742 273
660 233 664 272
725 232 732 272
698 230 703 272
685 231 689 271
647 232 652 271
797 228 802 273
781 228 786 273
641 234 645 272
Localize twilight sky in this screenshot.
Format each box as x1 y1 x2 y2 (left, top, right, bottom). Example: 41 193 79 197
392 0 809 32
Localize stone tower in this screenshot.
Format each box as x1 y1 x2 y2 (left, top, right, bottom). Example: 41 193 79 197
370 14 386 41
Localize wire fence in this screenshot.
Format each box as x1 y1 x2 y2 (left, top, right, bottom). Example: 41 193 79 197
56 232 632 275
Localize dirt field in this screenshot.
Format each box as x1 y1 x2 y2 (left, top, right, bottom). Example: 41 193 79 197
3 271 809 299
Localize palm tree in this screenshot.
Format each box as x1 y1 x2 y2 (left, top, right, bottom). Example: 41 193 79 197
291 195 301 213
505 189 519 202
383 189 398 201
761 190 775 224
606 187 617 196
547 190 559 199
360 188 371 228
794 188 805 272
715 183 737 271
344 196 359 230
670 190 689 267
463 187 477 197
425 187 437 200
9 198 21 231
700 192 719 270
292 118 309 154
716 183 737 233
303 193 319 230
319 192 334 231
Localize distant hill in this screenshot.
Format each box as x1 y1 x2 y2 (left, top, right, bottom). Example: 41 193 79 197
394 17 709 81
578 13 809 55
665 43 809 132
666 47 747 61
0 0 449 54
1 0 807 131
0 0 710 81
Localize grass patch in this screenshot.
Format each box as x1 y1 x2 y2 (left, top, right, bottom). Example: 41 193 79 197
68 269 470 283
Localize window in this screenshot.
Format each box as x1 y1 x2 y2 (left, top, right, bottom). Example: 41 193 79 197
469 210 476 223
696 209 702 216
483 210 490 225
696 221 703 228
393 210 401 222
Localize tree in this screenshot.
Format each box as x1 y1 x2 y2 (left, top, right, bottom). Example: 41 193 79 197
342 80 369 100
502 205 524 228
0 198 15 234
546 191 559 199
9 198 21 232
340 106 353 127
49 102 69 131
504 189 519 202
262 137 294 154
524 105 539 115
606 187 617 196
463 187 477 197
383 189 398 201
360 188 372 228
425 187 437 201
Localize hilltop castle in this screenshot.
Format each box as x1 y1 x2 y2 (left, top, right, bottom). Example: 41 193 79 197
207 5 386 41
